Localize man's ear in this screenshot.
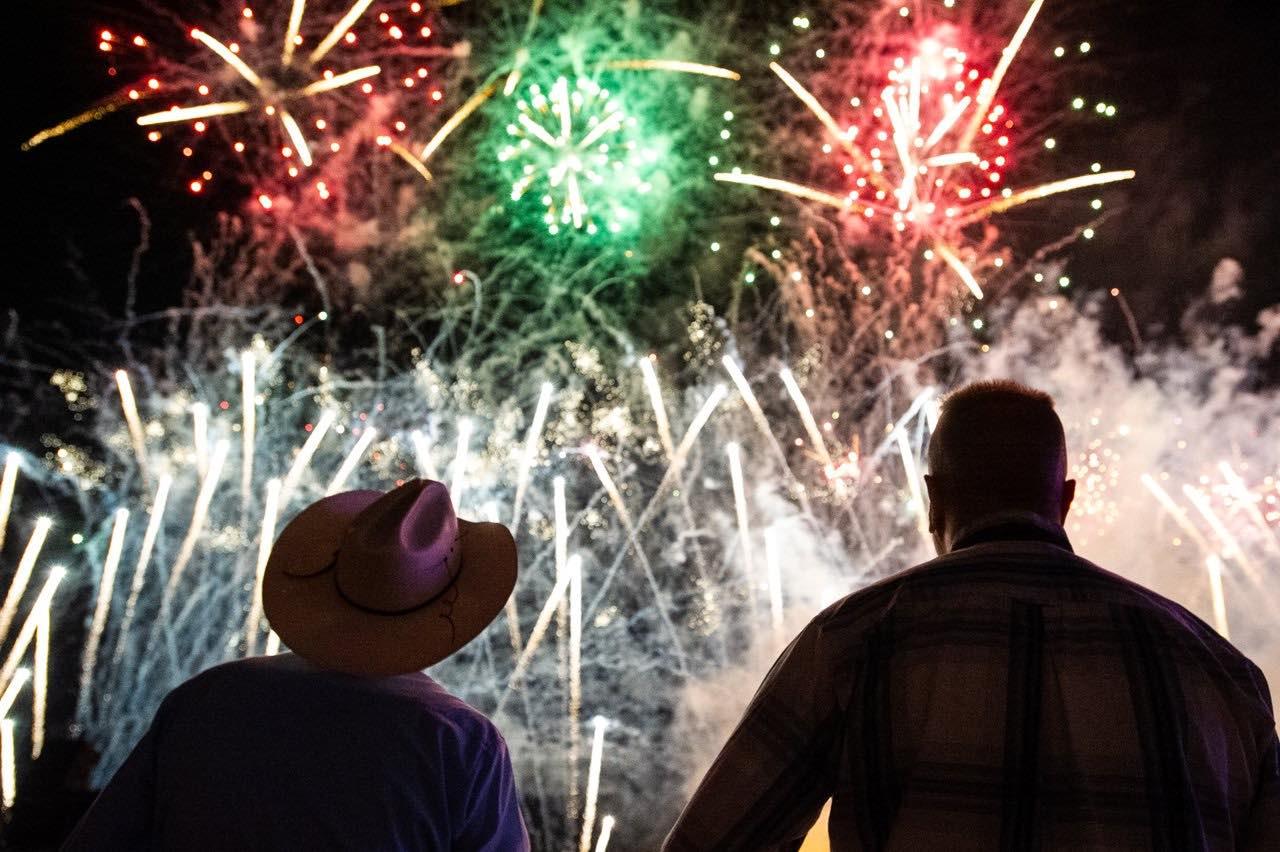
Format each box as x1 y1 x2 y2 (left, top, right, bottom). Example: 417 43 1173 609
924 474 942 533
1060 478 1076 524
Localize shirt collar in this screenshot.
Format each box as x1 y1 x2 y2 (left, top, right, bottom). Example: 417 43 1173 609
951 510 1073 553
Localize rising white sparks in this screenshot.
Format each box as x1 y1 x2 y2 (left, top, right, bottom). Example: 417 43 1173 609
77 508 130 725
112 475 172 671
579 715 609 852
0 567 66 697
241 350 257 505
0 670 29 719
245 479 282 655
671 385 728 477
1218 461 1280 553
639 357 676 461
567 552 584 833
326 427 378 496
164 439 230 604
725 443 756 599
1182 484 1264 587
0 454 20 552
779 368 833 468
1205 555 1230 640
281 410 336 505
191 402 210 478
0 517 52 649
594 816 616 852
763 527 784 642
115 370 149 480
0 719 13 810
1140 474 1214 554
497 562 575 714
450 419 473 510
512 383 554 530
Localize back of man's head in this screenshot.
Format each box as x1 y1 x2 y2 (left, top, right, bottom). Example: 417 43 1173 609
926 380 1071 546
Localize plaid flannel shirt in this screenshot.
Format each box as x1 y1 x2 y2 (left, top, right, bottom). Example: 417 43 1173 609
664 522 1279 851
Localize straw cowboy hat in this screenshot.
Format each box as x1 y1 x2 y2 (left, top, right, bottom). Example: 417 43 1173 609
262 479 517 676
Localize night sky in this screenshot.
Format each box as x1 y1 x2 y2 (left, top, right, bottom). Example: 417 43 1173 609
5 0 1279 347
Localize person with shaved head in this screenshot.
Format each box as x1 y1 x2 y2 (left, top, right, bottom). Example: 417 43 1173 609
666 380 1277 851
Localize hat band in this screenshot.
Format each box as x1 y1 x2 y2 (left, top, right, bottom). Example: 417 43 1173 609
331 556 462 616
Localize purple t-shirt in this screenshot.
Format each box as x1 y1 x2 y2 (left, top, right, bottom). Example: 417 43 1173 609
64 654 530 850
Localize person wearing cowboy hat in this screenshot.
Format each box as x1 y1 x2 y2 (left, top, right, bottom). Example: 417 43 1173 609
65 479 531 850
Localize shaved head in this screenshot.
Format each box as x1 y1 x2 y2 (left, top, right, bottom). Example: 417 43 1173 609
925 380 1074 553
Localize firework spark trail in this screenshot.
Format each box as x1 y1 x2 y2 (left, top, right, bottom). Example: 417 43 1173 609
512 383 555 532
713 172 855 210
1140 474 1214 554
726 443 756 599
1206 555 1230 640
768 62 881 186
594 816 615 852
496 561 574 715
894 429 928 534
191 403 210 478
111 475 172 672
779 368 832 469
0 670 29 719
955 171 1136 223
410 431 438 481
135 102 251 126
580 386 729 670
1182 484 1266 589
76 509 130 726
640 358 677 461
957 0 1044 152
0 719 12 809
450 419 473 510
763 527 785 643
22 92 140 149
115 370 149 482
502 0 545 95
605 59 741 80
326 428 378 496
579 715 609 852
0 567 66 696
162 440 230 608
1218 461 1280 554
299 66 381 96
420 80 500 162
934 241 984 300
244 479 282 655
32 608 50 759
282 0 306 66
0 453 18 552
0 517 52 649
281 410 336 506
241 351 257 508
721 357 809 512
567 552 584 832
309 0 377 65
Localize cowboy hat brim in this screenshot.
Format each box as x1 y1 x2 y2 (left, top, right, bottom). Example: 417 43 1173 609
262 491 517 676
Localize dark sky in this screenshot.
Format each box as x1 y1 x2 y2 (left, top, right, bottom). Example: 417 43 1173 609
5 0 1279 344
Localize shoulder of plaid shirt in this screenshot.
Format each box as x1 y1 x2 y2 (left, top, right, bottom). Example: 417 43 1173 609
662 516 1278 852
